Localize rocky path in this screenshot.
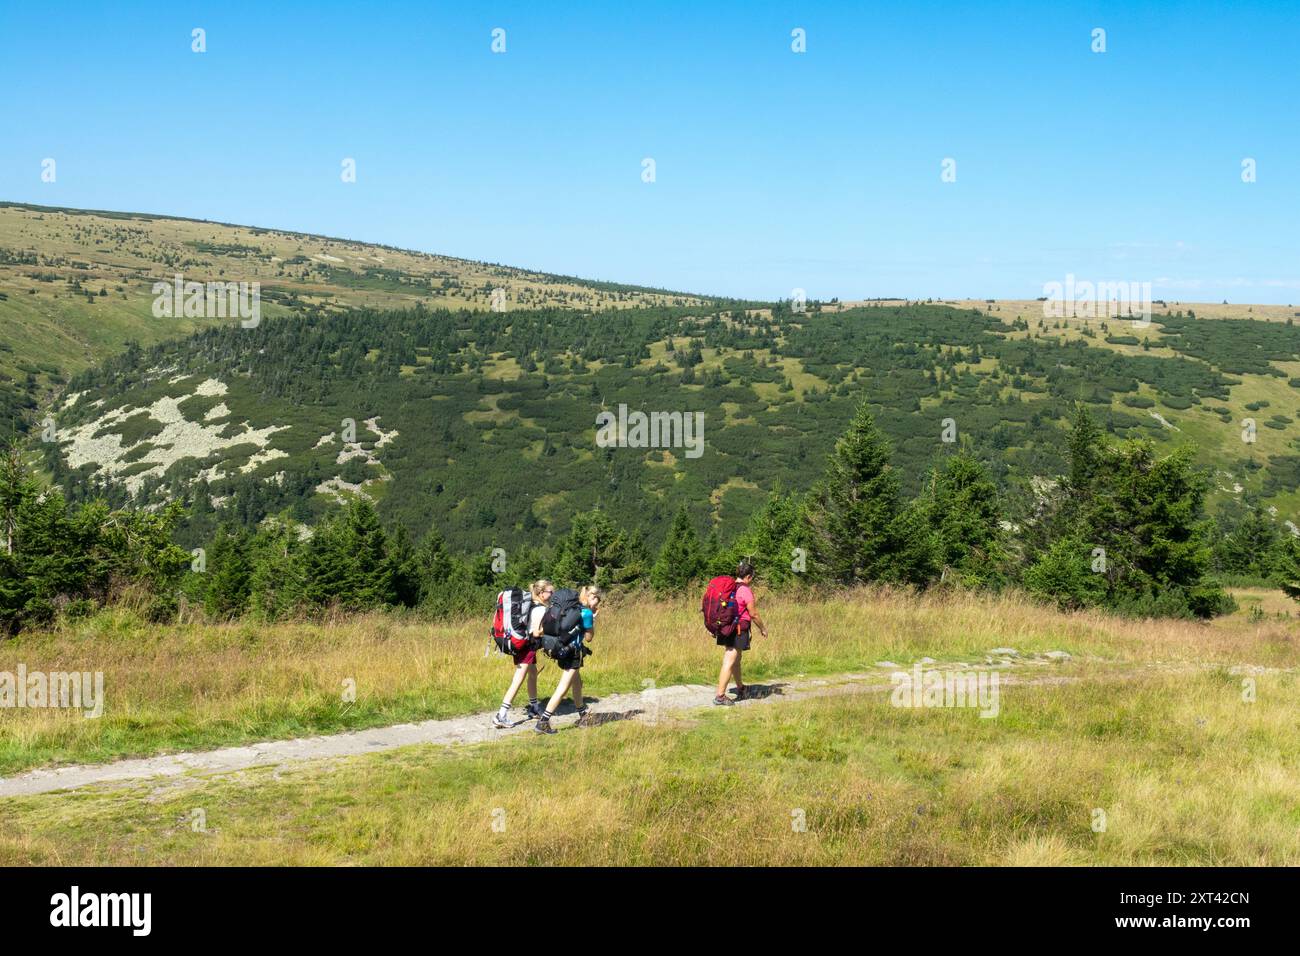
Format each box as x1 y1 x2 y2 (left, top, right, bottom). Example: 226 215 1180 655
0 656 1084 798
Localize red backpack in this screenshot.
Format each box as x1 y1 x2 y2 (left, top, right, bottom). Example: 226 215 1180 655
489 587 534 656
701 575 739 637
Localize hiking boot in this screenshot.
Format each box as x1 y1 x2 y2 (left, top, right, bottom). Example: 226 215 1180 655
731 685 748 701
575 708 592 727
491 713 511 729
712 695 734 706
525 701 544 720
533 718 557 735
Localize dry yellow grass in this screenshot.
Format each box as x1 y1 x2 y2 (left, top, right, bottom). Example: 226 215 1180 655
2 665 1295 866
1 587 1295 776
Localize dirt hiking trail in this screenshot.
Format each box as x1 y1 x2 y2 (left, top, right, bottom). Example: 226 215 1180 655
0 654 1162 799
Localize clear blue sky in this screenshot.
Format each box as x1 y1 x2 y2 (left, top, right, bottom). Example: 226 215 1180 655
3 0 1297 303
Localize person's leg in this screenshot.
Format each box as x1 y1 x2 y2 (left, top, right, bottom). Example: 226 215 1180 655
545 667 576 715
504 663 529 704
716 646 738 698
536 666 576 734
732 649 744 695
571 671 584 710
526 661 539 713
494 662 530 725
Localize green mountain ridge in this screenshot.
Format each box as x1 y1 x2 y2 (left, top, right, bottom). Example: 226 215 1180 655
44 298 1300 554
6 203 1300 554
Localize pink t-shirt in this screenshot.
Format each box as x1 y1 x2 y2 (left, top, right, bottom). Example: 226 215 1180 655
735 583 755 627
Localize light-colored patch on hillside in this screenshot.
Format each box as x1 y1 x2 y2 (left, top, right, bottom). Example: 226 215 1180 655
239 447 289 475
317 418 396 502
60 381 287 494
645 449 679 468
367 417 397 448
315 476 374 503
1149 411 1180 431
335 417 398 466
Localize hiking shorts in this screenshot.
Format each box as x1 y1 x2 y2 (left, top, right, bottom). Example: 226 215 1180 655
717 627 752 651
511 645 537 666
557 644 590 671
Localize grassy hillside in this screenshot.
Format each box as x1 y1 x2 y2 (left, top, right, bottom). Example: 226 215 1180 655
44 299 1300 553
0 201 714 429
7 203 1300 551
1 587 1296 865
1 585 1293 775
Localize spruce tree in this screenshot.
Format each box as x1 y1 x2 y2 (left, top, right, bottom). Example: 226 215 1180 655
248 517 301 620
727 486 801 586
918 451 1007 588
550 508 641 587
1066 404 1102 497
800 403 903 584
1279 536 1300 603
650 506 702 593
205 526 253 619
1214 501 1283 581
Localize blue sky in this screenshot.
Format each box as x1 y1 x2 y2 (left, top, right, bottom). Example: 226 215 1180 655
2 0 1297 303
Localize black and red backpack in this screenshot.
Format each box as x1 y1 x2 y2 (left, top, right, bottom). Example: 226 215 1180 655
490 587 534 656
539 588 585 658
701 575 739 638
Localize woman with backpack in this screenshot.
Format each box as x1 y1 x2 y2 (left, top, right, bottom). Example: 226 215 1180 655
492 579 554 729
714 561 767 706
534 584 601 735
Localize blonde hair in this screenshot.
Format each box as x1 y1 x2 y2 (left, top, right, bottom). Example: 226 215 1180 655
530 579 554 601
580 584 602 603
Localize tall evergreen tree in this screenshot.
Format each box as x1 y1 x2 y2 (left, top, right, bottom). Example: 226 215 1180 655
1066 404 1103 497
1279 536 1300 603
650 506 702 593
1028 435 1228 618
917 451 1007 588
550 507 644 588
248 517 301 620
1213 501 1284 581
725 486 801 585
204 525 254 619
800 403 903 584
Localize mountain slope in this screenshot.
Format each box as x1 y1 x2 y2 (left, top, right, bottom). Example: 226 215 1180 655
9 203 1300 552
0 201 714 430
46 298 1300 552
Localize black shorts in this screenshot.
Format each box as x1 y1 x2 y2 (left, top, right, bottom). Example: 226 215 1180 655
546 636 589 671
716 627 751 651
557 646 588 671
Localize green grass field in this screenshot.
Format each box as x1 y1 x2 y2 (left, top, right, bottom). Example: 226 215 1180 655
3 586 1295 777
1 587 1297 865
2 666 1296 866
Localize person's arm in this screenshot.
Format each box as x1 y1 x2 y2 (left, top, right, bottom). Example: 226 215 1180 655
748 594 768 637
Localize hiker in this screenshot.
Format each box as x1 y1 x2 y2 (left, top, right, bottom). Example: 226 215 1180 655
492 579 554 729
534 584 600 735
712 561 767 706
